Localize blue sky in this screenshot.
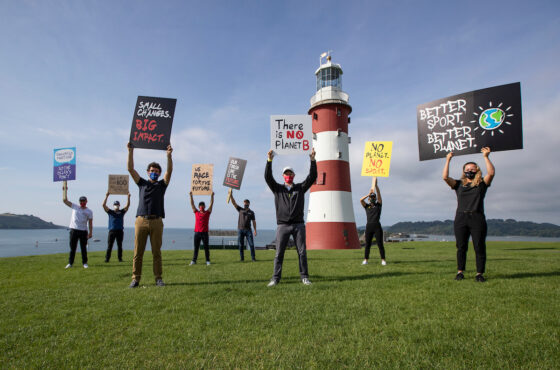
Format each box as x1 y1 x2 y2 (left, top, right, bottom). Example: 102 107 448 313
1 0 559 229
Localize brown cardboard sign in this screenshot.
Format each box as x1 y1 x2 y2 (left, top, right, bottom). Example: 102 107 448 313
108 175 129 194
191 164 213 195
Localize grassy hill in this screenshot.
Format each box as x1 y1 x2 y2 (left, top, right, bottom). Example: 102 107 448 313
1 243 559 368
0 213 65 229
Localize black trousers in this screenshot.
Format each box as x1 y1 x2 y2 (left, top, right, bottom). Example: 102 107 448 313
192 232 210 262
454 212 487 273
272 223 309 282
106 229 124 261
69 229 88 265
364 223 385 260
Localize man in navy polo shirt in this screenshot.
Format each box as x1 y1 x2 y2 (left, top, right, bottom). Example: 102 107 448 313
102 192 130 263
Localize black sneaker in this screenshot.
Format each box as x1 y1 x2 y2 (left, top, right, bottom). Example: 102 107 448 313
156 279 165 287
475 274 486 282
454 272 464 281
129 280 139 288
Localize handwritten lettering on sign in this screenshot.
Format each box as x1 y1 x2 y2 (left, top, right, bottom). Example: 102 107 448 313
129 96 177 150
270 115 312 155
361 141 392 177
191 164 213 195
53 147 76 182
223 157 247 190
108 175 129 195
417 83 523 161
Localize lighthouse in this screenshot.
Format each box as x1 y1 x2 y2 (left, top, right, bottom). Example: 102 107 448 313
306 53 360 250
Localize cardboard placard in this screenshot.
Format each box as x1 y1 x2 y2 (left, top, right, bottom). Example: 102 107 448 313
191 164 213 195
223 157 247 190
361 141 392 177
53 147 76 182
108 175 129 194
270 115 312 155
417 82 522 161
129 96 177 150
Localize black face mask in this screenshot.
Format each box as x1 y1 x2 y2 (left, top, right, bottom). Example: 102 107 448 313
244 204 249 209
464 171 477 179
369 196 376 203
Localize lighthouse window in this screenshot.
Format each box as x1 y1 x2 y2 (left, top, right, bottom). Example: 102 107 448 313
317 67 342 90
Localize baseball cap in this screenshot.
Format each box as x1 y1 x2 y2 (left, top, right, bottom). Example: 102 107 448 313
113 201 120 206
79 196 87 202
282 166 295 175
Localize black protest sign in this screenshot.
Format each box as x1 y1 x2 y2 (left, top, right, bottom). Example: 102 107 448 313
417 82 522 161
223 157 247 190
129 96 177 150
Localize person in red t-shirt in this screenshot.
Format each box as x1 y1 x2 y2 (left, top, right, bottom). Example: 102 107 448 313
189 191 214 265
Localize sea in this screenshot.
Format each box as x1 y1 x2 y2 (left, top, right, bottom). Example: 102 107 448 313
0 228 559 258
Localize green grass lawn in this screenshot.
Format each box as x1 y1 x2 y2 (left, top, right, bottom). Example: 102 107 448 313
1 242 559 369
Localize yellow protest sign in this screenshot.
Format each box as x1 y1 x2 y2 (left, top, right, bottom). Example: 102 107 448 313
361 141 393 177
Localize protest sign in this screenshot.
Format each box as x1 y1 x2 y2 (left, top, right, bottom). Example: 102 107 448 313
53 147 76 182
129 96 177 150
417 82 522 161
108 175 129 194
223 157 247 190
191 164 213 195
361 141 392 177
270 115 312 155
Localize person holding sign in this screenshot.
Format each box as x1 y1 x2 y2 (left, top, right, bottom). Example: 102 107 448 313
228 190 257 262
127 143 173 288
62 181 93 269
359 178 386 266
265 148 317 286
189 191 215 265
442 147 495 282
102 192 131 263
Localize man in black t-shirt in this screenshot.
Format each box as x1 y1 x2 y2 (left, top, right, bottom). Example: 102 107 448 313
359 178 386 266
127 142 173 288
229 190 257 261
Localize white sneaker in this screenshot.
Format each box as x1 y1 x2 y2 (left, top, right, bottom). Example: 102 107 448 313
267 280 277 287
83 264 89 269
302 278 312 285
206 261 211 266
65 264 72 269
381 260 387 266
362 260 368 265
189 261 196 266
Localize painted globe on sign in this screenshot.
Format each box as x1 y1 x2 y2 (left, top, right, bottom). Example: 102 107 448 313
479 108 505 130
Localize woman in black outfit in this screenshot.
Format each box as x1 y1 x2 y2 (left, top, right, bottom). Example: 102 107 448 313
442 147 495 282
359 178 386 266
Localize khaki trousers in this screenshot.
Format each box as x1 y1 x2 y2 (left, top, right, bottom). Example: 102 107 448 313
132 216 164 282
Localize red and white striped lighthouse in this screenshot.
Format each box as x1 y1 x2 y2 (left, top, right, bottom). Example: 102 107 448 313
306 53 360 250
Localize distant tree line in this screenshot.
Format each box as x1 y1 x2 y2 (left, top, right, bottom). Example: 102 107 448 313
383 219 560 237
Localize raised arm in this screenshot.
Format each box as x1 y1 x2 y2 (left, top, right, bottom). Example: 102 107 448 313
163 145 173 185
123 193 131 212
127 143 140 184
230 189 239 209
102 192 110 212
481 147 495 186
301 148 318 191
62 181 72 207
264 150 280 191
207 192 215 213
375 182 382 205
442 152 457 188
189 191 197 213
360 190 373 207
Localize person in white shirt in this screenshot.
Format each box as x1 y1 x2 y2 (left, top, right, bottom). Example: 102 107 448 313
62 181 93 269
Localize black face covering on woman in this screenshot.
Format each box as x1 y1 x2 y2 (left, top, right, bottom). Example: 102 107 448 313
464 171 477 179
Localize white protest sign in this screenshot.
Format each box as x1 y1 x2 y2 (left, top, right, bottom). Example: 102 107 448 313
270 115 312 155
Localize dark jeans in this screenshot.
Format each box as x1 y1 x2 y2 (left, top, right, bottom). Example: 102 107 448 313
238 229 255 261
272 223 308 282
106 229 124 261
454 212 487 273
364 223 385 260
193 232 210 262
69 229 88 265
